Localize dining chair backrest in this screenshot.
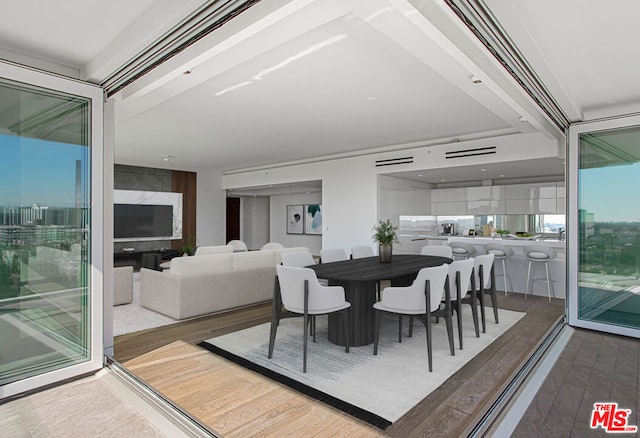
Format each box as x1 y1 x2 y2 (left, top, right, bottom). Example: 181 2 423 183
320 248 349 263
447 258 475 301
276 265 344 313
281 251 315 268
474 253 495 289
227 240 248 252
421 245 453 258
351 245 375 259
261 242 284 250
381 264 449 313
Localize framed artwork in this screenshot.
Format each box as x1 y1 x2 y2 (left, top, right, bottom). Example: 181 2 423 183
304 204 322 235
286 205 304 234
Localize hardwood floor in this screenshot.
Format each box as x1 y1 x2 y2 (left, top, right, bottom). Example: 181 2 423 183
114 293 564 437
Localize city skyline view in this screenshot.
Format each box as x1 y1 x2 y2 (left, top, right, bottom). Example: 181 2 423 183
0 133 89 208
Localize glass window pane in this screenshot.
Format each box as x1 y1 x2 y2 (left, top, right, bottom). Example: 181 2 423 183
578 126 640 330
0 78 91 385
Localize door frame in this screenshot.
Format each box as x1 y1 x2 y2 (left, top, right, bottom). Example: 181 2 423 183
567 113 640 338
0 61 105 398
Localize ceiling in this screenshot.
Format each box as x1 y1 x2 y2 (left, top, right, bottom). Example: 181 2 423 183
1 0 639 188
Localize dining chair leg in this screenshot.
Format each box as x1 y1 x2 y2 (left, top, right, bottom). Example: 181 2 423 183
425 310 433 372
303 311 308 373
453 303 463 350
373 310 382 355
398 315 403 343
469 293 480 338
268 277 281 359
302 280 309 373
342 309 350 353
444 309 455 356
479 290 486 333
409 316 414 337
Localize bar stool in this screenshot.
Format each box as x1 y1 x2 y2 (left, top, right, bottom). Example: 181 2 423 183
448 242 477 261
524 246 557 301
484 243 513 296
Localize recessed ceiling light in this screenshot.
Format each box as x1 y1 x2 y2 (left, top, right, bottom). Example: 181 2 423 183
471 75 482 84
418 174 423 177
183 70 192 75
441 179 446 182
162 155 173 162
481 168 486 172
366 96 377 101
499 174 505 178
519 116 528 123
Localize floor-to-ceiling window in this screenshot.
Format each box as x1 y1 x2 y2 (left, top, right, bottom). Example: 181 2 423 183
0 63 104 397
568 115 640 337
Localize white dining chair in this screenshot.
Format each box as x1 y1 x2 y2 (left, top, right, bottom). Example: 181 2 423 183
269 265 351 373
261 242 284 250
373 264 453 372
471 253 497 333
446 258 475 349
351 245 375 259
227 239 248 252
320 248 349 263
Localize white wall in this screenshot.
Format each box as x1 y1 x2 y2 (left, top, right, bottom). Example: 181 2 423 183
222 132 561 254
270 192 322 255
241 196 270 250
196 169 226 245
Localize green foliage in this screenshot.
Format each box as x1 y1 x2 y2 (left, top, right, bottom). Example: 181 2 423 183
372 219 399 245
496 229 510 235
181 234 197 255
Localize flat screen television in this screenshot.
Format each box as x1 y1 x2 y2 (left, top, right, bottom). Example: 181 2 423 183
114 204 174 239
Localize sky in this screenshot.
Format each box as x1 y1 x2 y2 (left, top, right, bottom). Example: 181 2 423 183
0 133 89 208
580 162 640 223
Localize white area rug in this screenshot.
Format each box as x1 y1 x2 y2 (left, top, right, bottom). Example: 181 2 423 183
112 272 178 336
201 306 525 427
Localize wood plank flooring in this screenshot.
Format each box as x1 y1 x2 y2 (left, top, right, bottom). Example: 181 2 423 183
114 293 564 437
125 341 385 437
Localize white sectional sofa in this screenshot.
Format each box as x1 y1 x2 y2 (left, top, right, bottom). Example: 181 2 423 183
139 247 309 319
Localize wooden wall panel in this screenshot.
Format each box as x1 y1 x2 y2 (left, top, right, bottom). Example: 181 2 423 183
172 170 197 252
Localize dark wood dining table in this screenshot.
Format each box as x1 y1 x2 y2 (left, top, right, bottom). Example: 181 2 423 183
308 254 452 347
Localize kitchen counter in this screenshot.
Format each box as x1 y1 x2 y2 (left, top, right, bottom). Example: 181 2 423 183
448 236 566 299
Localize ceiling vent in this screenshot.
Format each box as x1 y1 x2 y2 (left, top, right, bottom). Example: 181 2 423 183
375 156 414 167
445 146 497 159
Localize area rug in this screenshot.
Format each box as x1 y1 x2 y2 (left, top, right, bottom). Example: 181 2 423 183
199 306 525 429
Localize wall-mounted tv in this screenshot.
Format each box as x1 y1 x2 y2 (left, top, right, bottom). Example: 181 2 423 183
114 204 173 239
113 189 182 242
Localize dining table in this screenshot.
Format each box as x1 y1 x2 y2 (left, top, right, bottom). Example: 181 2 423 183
308 254 452 347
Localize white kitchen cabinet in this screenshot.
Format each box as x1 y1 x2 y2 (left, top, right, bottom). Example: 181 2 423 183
467 200 506 214
533 198 557 213
430 201 467 215
430 188 466 203
505 199 533 214
466 186 505 201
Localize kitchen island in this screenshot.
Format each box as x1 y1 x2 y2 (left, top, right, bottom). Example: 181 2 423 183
447 236 566 299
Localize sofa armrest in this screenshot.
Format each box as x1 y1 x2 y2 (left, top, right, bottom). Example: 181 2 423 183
113 266 133 305
140 268 181 318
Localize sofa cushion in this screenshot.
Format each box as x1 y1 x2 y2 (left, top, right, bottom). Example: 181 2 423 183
170 253 233 276
232 250 276 271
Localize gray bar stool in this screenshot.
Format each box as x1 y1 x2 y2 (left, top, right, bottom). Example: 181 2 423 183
448 242 477 261
485 243 513 296
524 246 557 301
